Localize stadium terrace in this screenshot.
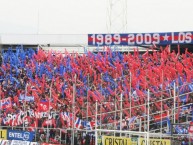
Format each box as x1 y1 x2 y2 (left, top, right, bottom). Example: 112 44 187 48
0 46 192 144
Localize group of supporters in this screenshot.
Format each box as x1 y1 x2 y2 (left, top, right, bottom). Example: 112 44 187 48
0 46 192 144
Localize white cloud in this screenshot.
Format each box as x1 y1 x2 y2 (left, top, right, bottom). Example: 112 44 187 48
0 0 192 34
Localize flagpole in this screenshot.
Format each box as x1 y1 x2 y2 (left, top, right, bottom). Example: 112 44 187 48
145 70 148 138
120 93 123 137
161 70 163 138
86 74 89 134
100 73 103 136
0 85 1 129
95 101 98 145
72 74 77 145
139 118 142 132
176 81 179 124
129 71 132 119
174 82 176 124
147 89 150 145
23 83 28 131
167 111 170 133
145 99 147 133
114 97 117 136
46 82 53 143
100 103 102 135
114 73 117 136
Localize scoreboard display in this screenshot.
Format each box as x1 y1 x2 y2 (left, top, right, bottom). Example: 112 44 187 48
88 31 193 46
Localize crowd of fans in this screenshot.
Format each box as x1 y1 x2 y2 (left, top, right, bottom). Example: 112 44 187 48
0 46 192 144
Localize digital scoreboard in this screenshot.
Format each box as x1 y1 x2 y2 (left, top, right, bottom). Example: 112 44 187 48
88 31 193 46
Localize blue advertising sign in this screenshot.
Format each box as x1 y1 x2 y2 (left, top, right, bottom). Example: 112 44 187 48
88 31 193 46
19 95 34 102
7 130 35 141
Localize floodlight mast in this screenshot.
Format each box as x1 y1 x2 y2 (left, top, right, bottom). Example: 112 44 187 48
106 0 128 34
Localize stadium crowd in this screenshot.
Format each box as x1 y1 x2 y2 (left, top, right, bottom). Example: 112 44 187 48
0 46 192 144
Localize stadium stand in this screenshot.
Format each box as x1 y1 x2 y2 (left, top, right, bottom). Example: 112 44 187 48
0 45 192 144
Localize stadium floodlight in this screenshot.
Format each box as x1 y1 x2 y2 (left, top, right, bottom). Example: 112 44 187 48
106 0 127 33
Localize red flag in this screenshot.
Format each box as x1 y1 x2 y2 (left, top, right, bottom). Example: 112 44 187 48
154 112 168 121
42 118 56 128
188 122 193 141
38 101 49 112
0 97 12 109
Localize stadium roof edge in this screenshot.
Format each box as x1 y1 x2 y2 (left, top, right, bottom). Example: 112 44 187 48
0 34 87 46
41 46 149 53
0 34 151 52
